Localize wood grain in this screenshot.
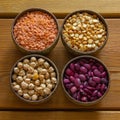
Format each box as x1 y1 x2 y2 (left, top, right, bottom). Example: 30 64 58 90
0 19 120 110
0 0 120 18
0 111 120 120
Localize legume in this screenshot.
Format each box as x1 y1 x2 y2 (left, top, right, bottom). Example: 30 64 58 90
12 56 57 101
13 11 58 51
62 12 107 52
63 57 109 102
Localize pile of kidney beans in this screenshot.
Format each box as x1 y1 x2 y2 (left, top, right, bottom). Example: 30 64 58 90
63 57 109 102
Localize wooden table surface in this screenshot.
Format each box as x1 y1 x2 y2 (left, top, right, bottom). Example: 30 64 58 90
0 0 120 120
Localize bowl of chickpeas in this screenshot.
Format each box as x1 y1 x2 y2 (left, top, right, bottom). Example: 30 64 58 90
11 8 60 55
10 54 59 103
61 10 108 55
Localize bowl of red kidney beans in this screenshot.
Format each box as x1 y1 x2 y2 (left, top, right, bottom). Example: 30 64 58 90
61 55 110 105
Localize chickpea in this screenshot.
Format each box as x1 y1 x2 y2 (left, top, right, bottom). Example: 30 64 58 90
47 83 53 90
44 62 50 68
39 74 44 80
45 72 50 79
28 90 35 96
12 82 17 86
23 93 30 99
19 70 25 76
30 62 36 68
43 88 51 95
18 89 23 96
34 79 40 86
31 94 38 101
46 79 51 84
51 77 57 84
30 57 37 62
17 62 23 69
28 83 35 89
23 59 29 64
23 64 29 71
51 72 56 77
40 84 46 89
21 81 28 89
38 58 45 65
13 85 20 91
48 67 54 73
12 74 17 81
14 67 19 74
41 69 47 75
16 76 23 83
24 78 31 84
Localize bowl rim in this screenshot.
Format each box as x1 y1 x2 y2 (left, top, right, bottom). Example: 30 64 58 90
61 55 110 105
10 54 59 103
11 8 60 53
61 10 109 55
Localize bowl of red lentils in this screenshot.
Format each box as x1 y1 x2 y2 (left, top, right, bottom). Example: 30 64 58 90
10 54 59 103
12 8 59 54
61 55 110 105
61 10 108 55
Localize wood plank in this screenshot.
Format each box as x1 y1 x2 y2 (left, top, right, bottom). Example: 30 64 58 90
0 111 120 120
0 0 120 18
0 19 120 110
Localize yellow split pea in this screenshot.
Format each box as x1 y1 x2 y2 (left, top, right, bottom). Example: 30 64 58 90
63 12 107 52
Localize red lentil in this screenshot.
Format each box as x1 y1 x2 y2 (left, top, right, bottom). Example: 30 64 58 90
13 11 58 51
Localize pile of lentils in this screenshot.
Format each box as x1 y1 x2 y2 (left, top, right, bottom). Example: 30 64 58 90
13 11 58 51
62 12 107 52
12 56 57 101
63 57 109 102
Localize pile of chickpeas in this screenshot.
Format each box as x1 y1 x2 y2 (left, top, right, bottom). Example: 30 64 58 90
62 12 107 52
12 56 57 101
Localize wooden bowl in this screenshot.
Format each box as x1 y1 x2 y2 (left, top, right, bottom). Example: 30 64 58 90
10 54 59 103
61 10 108 56
11 8 60 55
61 55 110 106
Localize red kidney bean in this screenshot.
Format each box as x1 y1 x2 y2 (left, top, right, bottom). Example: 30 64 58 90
88 78 96 87
79 89 87 96
101 78 108 84
84 64 91 70
99 65 104 72
101 72 106 78
70 76 76 82
74 78 81 87
72 92 77 99
70 63 75 71
66 68 74 76
96 84 101 90
93 69 101 77
74 73 79 78
79 74 86 81
92 76 101 83
84 88 92 95
92 90 98 97
76 92 81 100
90 96 97 101
83 81 88 87
70 86 77 94
74 63 80 71
80 66 88 74
92 65 97 70
81 96 87 102
65 83 74 89
63 78 71 84
80 84 84 89
87 86 95 91
100 84 106 92
97 92 102 97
